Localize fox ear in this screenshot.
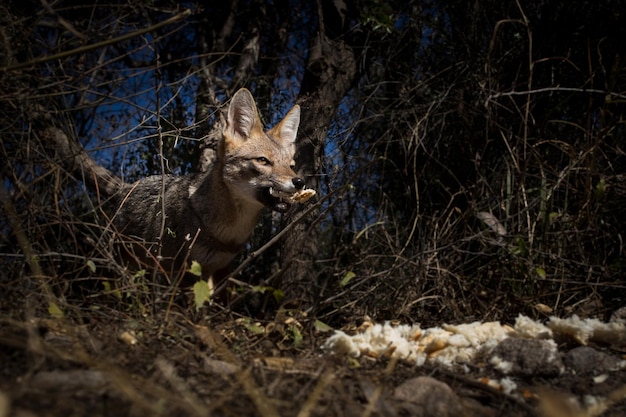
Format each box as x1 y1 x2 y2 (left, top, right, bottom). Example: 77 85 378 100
272 104 300 144
225 88 262 141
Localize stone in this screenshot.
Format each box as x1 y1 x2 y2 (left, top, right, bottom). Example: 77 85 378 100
488 337 564 377
393 376 469 417
563 346 620 375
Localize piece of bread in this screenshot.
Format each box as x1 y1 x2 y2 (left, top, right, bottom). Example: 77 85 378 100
289 188 316 203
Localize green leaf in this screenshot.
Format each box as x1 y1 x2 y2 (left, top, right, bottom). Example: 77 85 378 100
535 267 547 279
188 260 203 277
509 237 527 256
102 281 122 299
250 285 285 303
48 302 64 318
192 280 212 311
86 260 96 273
132 269 146 279
314 319 333 332
340 271 356 287
594 178 606 200
290 325 303 346
548 212 559 223
273 288 285 303
244 321 265 334
252 285 271 293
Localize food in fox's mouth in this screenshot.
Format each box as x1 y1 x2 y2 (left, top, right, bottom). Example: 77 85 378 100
289 188 316 203
268 187 316 205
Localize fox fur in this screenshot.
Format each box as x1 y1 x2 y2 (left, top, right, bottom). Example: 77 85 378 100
48 88 305 282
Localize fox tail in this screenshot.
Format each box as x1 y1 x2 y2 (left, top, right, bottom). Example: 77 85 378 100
37 112 124 197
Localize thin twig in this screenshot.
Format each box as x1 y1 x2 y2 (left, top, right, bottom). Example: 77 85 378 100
0 9 192 72
486 86 626 106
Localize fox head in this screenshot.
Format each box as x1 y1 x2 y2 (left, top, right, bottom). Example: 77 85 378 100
221 88 305 213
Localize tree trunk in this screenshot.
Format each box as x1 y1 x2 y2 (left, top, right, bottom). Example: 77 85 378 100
280 26 357 305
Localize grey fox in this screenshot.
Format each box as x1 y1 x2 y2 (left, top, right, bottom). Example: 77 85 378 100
48 88 312 284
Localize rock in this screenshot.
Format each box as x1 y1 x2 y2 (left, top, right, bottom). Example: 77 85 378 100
563 346 620 375
393 376 492 417
488 337 564 377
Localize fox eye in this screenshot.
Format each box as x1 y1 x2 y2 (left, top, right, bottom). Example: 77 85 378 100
256 157 271 165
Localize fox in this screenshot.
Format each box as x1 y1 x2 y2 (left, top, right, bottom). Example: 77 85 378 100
46 88 313 285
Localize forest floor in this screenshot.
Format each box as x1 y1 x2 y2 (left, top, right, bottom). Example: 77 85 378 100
1 295 626 417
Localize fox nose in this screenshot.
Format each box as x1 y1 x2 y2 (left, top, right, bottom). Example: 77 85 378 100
292 177 305 189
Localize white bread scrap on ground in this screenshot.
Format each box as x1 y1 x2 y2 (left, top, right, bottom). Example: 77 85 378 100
322 314 626 371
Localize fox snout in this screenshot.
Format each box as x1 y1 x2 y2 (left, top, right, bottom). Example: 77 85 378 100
274 176 305 193
265 175 306 213
292 177 305 189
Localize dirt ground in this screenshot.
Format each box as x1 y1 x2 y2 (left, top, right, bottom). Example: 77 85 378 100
1 292 626 417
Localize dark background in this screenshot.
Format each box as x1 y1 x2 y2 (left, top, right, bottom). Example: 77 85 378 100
2 0 626 324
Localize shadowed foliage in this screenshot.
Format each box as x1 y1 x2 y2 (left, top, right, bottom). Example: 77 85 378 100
1 0 625 326
2 1 626 416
